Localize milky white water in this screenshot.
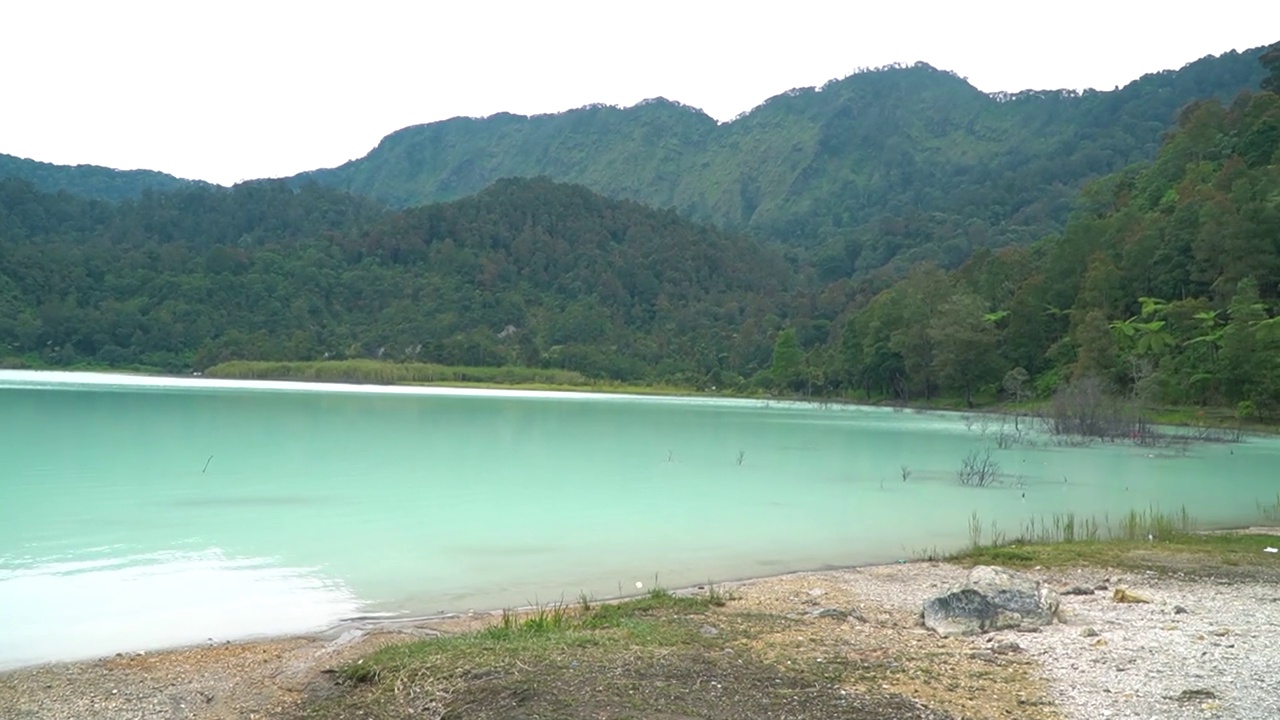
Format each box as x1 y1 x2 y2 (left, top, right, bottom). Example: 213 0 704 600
1 370 1275 669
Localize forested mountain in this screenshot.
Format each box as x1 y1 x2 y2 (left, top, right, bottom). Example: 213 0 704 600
820 64 1280 417
292 47 1269 277
0 177 798 380
2 46 1266 280
0 153 204 201
3 42 1278 417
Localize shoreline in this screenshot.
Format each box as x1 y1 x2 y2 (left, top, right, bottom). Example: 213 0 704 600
0 559 898 675
4 549 1279 720
4 364 1274 436
6 523 1278 675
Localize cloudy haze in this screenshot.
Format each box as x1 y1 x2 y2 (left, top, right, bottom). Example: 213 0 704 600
2 0 1275 185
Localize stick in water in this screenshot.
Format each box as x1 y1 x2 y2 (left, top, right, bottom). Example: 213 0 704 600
202 455 213 474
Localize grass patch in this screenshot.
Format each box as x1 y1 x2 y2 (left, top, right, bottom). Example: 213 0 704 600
306 586 937 720
205 359 595 387
964 506 1192 551
202 359 716 397
329 588 724 687
951 532 1278 573
951 506 1279 576
479 602 573 639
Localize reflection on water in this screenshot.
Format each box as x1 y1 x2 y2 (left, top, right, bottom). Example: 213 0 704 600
1 370 1277 669
0 547 359 669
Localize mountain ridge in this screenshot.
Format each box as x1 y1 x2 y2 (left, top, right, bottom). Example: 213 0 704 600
286 46 1269 273
0 153 208 202
1 45 1270 276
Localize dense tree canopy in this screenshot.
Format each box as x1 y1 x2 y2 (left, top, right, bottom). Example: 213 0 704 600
0 177 799 384
821 87 1280 416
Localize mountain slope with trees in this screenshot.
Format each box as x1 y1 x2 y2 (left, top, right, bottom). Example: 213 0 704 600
2 43 1278 418
820 50 1280 418
0 177 799 381
0 153 205 201
292 47 1269 277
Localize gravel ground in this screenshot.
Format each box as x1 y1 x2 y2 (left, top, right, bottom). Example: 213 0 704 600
729 562 1280 720
3 561 1278 720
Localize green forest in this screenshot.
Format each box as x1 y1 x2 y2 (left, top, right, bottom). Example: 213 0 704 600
1 43 1279 420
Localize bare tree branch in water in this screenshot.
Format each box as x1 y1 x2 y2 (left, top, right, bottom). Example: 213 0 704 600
956 448 1001 487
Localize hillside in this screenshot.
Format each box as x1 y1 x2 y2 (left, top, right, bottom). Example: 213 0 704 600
291 47 1269 276
0 153 205 201
819 73 1280 416
0 177 799 381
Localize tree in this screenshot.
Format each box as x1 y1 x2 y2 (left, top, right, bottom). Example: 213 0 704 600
928 291 1001 407
1075 253 1124 318
1002 367 1031 403
837 316 869 397
1261 41 1280 94
1108 296 1174 398
887 265 951 401
1220 277 1268 403
1072 309 1119 383
769 327 804 392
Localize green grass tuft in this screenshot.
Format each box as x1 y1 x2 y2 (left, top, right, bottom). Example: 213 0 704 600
479 601 572 639
1258 494 1280 523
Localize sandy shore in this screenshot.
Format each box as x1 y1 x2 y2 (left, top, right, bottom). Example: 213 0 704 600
2 559 1278 720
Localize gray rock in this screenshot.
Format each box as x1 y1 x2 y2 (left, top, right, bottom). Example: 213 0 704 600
993 640 1022 654
1173 605 1191 615
699 625 719 636
1062 585 1095 596
1081 627 1100 637
922 588 999 637
1172 688 1217 702
922 565 1061 637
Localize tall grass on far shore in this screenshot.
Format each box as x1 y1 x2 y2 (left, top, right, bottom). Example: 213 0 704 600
1259 494 1280 523
965 504 1196 551
204 359 592 387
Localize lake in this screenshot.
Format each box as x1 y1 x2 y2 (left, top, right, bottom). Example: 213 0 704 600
1 370 1276 669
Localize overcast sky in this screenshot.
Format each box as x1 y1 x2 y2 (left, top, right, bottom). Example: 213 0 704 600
2 1 1276 186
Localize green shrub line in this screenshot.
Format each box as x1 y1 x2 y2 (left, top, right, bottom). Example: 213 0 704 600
204 359 592 387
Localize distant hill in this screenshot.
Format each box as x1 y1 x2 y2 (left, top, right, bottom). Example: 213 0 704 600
290 46 1270 276
0 177 797 381
0 153 206 201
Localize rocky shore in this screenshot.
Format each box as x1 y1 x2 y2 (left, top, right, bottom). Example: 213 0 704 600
2 558 1277 720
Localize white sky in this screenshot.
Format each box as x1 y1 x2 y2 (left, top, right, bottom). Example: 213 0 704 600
1 1 1276 186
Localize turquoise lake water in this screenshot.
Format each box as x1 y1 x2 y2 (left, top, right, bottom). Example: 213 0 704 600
1 370 1276 669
